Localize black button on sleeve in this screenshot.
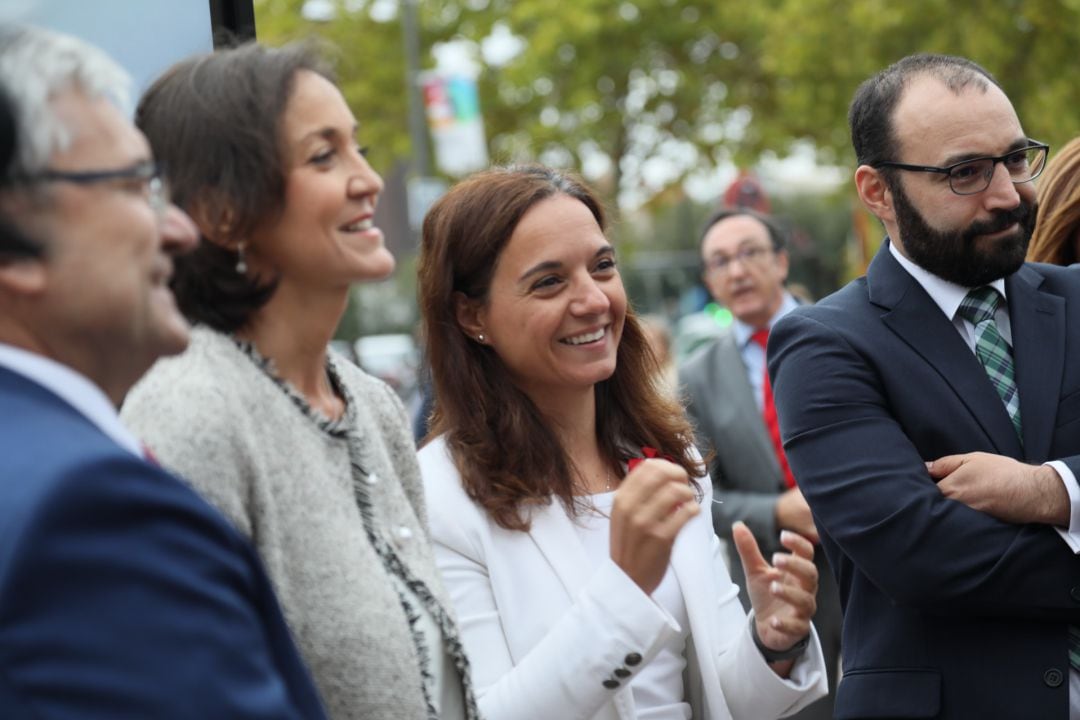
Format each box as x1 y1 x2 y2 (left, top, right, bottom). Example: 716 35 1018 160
1044 668 1064 688
602 678 620 689
624 652 643 666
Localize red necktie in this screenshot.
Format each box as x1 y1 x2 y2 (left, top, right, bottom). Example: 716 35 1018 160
751 329 796 489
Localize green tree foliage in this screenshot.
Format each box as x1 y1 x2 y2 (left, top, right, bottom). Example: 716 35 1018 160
448 0 778 208
256 0 1080 210
255 0 1080 322
255 0 779 210
253 0 424 178
758 0 1080 164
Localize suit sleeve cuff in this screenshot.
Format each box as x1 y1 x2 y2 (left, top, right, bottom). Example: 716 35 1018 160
717 610 828 718
594 558 683 638
1045 460 1080 553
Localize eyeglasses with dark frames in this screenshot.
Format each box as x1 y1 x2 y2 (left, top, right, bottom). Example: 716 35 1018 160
873 142 1049 196
704 245 774 276
23 160 170 215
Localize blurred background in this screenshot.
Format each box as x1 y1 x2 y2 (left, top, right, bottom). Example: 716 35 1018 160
254 0 1080 410
8 0 1079 410
250 0 1080 406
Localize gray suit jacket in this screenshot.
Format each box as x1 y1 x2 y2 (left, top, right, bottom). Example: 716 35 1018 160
679 329 786 560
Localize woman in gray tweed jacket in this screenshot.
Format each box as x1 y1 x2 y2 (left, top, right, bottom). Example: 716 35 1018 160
120 42 477 720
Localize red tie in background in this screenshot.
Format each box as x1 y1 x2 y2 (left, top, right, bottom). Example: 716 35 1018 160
751 329 796 489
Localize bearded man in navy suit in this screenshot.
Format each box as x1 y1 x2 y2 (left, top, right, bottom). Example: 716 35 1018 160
0 25 325 718
770 53 1080 719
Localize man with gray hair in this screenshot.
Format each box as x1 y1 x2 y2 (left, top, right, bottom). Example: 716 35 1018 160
0 25 326 718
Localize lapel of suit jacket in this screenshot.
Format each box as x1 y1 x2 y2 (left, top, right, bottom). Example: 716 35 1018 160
669 521 709 629
667 499 733 718
1006 264 1064 462
868 241 1023 457
525 500 594 602
711 335 782 480
715 333 759 417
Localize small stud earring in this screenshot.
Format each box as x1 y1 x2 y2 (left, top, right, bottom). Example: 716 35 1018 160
235 243 248 275
477 333 485 343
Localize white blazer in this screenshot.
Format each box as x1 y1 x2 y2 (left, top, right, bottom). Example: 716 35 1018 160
419 436 827 720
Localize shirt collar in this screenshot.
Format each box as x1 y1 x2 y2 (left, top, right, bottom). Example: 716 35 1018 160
887 240 1007 321
733 292 800 348
0 342 143 456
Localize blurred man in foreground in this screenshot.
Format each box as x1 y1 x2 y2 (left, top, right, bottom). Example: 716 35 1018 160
0 25 325 718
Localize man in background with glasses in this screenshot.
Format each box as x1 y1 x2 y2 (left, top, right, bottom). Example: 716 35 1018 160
0 25 325 718
679 207 842 719
769 52 1080 719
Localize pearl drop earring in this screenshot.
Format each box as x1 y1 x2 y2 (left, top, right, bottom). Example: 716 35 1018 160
235 243 248 275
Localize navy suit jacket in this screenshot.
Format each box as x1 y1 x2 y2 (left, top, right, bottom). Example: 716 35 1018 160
769 242 1080 719
0 367 327 718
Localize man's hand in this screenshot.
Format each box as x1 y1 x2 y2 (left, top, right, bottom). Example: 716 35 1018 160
927 452 1070 526
775 486 820 543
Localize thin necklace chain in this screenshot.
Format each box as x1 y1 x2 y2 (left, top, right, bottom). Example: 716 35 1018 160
577 464 618 493
602 465 619 491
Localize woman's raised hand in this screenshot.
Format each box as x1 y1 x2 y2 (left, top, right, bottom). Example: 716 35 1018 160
734 522 817 660
609 459 700 595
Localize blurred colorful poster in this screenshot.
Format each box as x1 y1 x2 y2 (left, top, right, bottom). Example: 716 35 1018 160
421 71 489 176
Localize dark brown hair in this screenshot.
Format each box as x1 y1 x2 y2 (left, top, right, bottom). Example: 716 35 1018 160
698 207 789 279
1028 136 1080 265
136 42 334 332
849 53 999 173
418 165 703 531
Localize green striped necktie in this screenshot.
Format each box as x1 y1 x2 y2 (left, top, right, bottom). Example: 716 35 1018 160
956 286 1022 441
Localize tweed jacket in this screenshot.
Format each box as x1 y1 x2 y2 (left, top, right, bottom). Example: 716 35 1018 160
122 326 475 720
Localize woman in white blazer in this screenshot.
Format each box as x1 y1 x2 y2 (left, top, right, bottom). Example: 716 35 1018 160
416 165 828 720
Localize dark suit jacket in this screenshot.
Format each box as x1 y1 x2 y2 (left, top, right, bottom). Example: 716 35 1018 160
769 242 1080 719
0 367 327 719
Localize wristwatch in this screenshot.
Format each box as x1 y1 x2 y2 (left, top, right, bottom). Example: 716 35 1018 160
750 616 810 663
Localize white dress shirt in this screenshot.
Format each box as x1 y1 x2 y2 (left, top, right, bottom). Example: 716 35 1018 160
731 292 799 411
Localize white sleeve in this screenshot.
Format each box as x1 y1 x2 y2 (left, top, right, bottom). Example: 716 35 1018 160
434 536 679 720
717 607 828 718
1046 460 1080 553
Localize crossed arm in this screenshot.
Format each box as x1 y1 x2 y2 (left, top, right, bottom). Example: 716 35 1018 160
769 310 1080 618
928 452 1072 527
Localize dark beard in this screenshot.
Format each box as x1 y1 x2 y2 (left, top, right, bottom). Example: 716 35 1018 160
891 179 1035 287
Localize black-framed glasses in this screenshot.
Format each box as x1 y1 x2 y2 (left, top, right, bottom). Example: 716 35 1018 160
24 160 169 215
704 245 774 276
874 143 1049 196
